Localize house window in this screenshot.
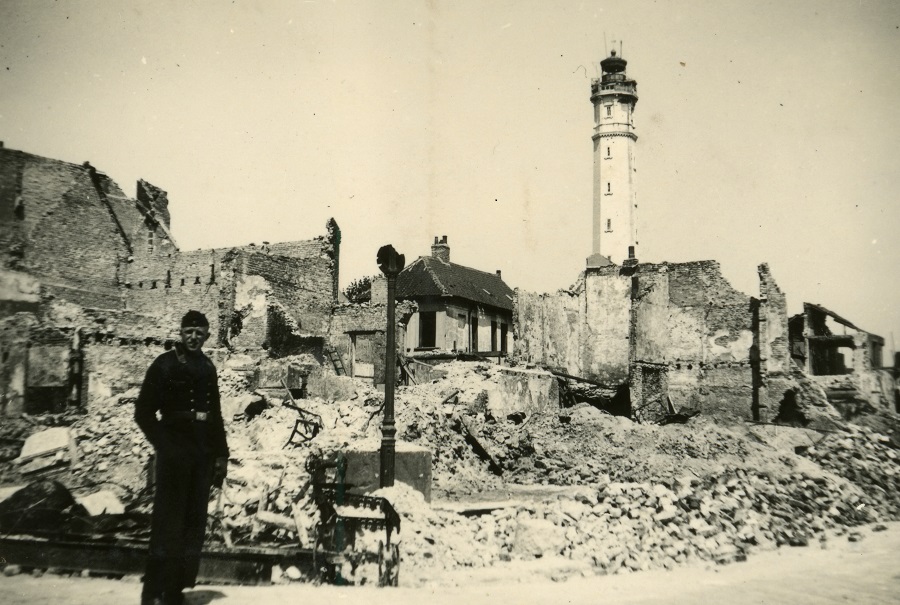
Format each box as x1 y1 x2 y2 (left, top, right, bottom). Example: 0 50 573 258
419 311 436 348
147 229 155 254
491 321 498 352
500 323 508 354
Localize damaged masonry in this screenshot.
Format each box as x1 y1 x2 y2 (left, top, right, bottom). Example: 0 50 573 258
1 44 899 592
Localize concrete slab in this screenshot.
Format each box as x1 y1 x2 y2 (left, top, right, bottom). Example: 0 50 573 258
16 427 76 464
487 366 559 418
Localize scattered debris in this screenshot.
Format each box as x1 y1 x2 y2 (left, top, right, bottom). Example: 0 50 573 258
0 359 898 587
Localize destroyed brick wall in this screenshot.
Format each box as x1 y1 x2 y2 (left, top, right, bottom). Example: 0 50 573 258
261 217 340 301
1 146 341 365
265 304 325 359
121 221 340 350
0 149 128 309
243 250 334 337
513 278 592 379
136 179 172 235
514 260 791 420
758 263 790 376
756 263 792 421
329 303 387 374
83 340 160 401
328 301 415 381
122 248 226 344
650 262 757 419
91 172 178 268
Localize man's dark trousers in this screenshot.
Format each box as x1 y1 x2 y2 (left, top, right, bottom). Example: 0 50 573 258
142 426 214 599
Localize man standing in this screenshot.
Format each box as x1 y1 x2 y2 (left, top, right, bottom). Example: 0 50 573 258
135 311 229 605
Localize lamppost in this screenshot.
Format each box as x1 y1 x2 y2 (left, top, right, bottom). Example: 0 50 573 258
377 244 405 488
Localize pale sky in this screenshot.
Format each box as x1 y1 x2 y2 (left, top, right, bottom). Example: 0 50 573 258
1 0 898 354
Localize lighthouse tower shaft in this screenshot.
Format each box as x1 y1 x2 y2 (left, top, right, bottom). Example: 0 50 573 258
589 50 638 266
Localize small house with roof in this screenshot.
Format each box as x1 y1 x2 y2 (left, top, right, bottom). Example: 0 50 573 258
394 236 514 358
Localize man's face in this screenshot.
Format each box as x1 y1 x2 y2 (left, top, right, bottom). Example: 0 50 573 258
180 326 209 352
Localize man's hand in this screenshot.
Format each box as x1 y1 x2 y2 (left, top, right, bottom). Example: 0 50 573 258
212 456 228 488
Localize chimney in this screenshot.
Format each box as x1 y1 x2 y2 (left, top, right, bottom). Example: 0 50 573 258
495 270 502 278
431 235 450 263
623 245 639 268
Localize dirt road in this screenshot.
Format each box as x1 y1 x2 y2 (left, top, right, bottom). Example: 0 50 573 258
2 523 899 605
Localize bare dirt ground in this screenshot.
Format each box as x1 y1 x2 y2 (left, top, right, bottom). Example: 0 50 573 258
1 522 898 605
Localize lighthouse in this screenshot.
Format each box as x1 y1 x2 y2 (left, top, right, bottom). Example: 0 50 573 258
587 49 638 267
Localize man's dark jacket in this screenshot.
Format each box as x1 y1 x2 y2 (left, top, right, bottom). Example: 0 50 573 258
135 345 228 457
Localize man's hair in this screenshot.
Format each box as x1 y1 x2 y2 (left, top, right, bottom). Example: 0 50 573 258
181 310 210 328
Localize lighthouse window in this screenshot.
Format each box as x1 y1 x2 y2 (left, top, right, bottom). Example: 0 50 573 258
607 147 611 157
606 219 612 231
605 105 612 117
147 229 155 254
607 182 611 193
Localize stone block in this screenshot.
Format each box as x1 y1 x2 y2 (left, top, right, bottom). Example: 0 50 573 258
341 440 432 502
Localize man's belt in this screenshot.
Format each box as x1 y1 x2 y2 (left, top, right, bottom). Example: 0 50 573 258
163 410 208 422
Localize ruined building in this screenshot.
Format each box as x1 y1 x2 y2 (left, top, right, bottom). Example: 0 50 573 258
0 144 340 414
789 303 895 415
515 261 790 422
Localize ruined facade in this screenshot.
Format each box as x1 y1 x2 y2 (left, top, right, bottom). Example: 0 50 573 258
789 303 894 415
0 145 341 414
513 262 790 421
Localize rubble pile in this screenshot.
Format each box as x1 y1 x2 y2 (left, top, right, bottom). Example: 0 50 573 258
375 465 883 581
800 426 900 518
1 357 899 586
69 389 154 502
0 416 34 482
209 451 320 548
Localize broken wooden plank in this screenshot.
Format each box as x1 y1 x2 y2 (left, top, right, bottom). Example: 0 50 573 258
451 415 503 476
0 535 310 584
256 510 296 532
549 369 618 389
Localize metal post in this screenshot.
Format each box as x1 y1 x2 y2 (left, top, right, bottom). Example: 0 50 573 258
377 245 405 488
